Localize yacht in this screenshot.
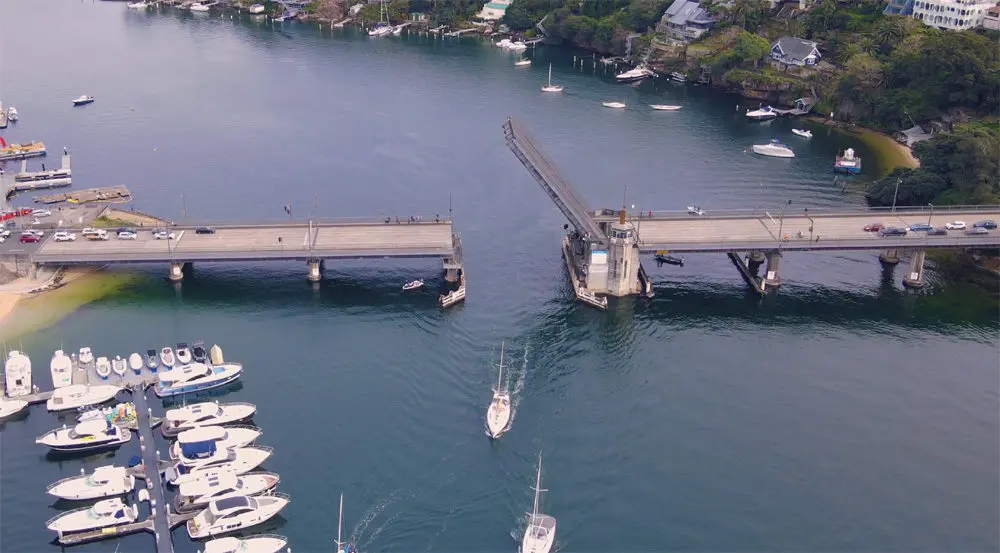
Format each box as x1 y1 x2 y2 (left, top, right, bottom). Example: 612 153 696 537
46 498 138 537
367 1 392 37
192 341 208 363
4 350 33 396
751 139 795 158
792 128 812 138
46 384 120 412
111 356 128 377
745 105 777 121
0 397 28 419
204 535 289 553
169 425 263 460
160 347 176 368
190 2 210 12
485 342 511 439
187 494 290 539
834 148 862 174
36 419 132 452
128 352 144 374
167 446 273 485
175 470 280 512
163 401 257 437
176 343 192 365
72 95 95 106
47 465 135 501
602 100 626 109
78 347 94 366
615 65 655 83
50 350 73 389
155 362 243 398
334 493 354 553
650 104 682 111
95 356 112 379
521 454 557 553
145 349 159 371
541 63 563 93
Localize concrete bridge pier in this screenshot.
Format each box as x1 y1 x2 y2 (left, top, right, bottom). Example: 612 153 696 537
902 250 927 289
746 251 765 274
879 249 901 265
168 262 184 282
763 251 782 288
306 259 324 282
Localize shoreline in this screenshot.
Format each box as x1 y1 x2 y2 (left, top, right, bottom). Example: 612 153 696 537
804 116 920 177
0 266 104 334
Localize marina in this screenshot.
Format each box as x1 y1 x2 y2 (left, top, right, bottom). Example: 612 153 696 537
4 154 72 198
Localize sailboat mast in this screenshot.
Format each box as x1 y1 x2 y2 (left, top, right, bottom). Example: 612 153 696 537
532 454 543 517
336 493 344 550
497 342 505 390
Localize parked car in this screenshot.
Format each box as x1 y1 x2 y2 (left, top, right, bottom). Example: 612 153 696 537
26 229 44 237
117 230 138 240
81 227 101 237
19 233 40 243
33 209 52 217
965 227 990 236
863 222 885 232
973 220 997 229
927 228 948 236
195 226 216 235
0 229 10 238
53 231 77 242
153 230 175 240
86 229 109 241
907 223 932 232
945 221 967 230
879 227 908 237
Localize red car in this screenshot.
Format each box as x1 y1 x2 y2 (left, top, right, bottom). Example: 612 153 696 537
19 233 40 243
863 222 885 232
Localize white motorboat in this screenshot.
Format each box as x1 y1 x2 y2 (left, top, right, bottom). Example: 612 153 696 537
46 498 138 537
745 105 777 121
187 494 290 539
155 362 243 398
50 350 73 389
169 425 263 460
521 453 557 553
78 347 94 366
669 71 688 83
128 353 144 374
6 106 18 122
687 206 705 216
650 104 682 111
177 342 193 365
192 341 209 363
47 465 135 501
205 535 289 553
4 350 32 396
334 493 354 553
146 349 159 371
175 470 280 512
486 342 511 439
162 401 257 437
751 139 795 158
0 397 28 419
514 56 532 67
160 347 176 368
72 95 95 106
111 356 127 376
402 279 424 291
46 384 120 412
36 419 132 452
541 63 563 93
792 128 812 138
167 446 273 485
0 102 6 129
190 2 210 12
248 4 266 14
615 65 655 83
127 1 149 8
95 356 112 379
602 101 626 109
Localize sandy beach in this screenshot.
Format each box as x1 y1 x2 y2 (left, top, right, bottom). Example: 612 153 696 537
0 267 100 328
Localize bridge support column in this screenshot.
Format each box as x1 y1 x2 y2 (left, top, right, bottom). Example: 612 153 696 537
746 251 765 273
306 259 324 282
444 268 459 283
168 262 184 282
879 249 901 265
902 250 926 289
763 251 782 288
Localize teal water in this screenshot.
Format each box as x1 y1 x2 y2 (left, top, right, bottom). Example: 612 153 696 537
1 3 998 552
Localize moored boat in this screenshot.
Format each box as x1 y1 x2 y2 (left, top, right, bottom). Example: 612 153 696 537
162 401 257 437
204 534 289 553
187 494 290 539
72 95 95 106
167 446 274 485
46 498 138 537
655 253 684 266
145 349 159 371
176 343 193 365
174 470 280 512
46 384 120 412
745 105 777 121
7 106 18 122
541 63 563 93
650 104 682 111
0 141 46 161
160 347 176 368
4 350 33 396
78 347 94 366
169 425 263 460
155 362 243 398
0 397 28 419
36 419 132 452
248 4 266 14
47 465 135 501
111 356 127 377
669 71 688 83
687 206 705 216
192 341 208 363
615 65 655 83
128 353 144 374
602 101 626 109
95 356 112 379
751 139 795 158
834 147 862 174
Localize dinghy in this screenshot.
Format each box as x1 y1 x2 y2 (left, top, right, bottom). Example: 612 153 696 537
650 104 682 111
145 349 159 371
402 279 424 291
111 356 127 377
792 128 812 138
602 101 626 109
95 357 112 379
160 347 176 368
128 353 143 374
176 343 193 365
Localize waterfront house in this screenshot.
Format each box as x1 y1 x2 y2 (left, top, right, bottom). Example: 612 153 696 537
981 4 1000 28
478 0 512 21
769 36 820 66
910 0 997 29
656 0 717 42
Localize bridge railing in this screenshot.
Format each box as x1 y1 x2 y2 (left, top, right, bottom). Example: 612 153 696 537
17 215 453 231
636 231 1000 251
615 205 1000 221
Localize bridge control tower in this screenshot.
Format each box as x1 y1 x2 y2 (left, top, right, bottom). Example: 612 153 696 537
504 118 652 308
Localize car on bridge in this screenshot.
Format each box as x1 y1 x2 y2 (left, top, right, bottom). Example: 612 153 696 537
973 220 997 229
53 231 77 242
945 220 967 230
965 227 990 236
878 227 908 237
117 230 138 240
863 222 885 232
153 229 175 240
927 228 948 236
195 226 216 235
19 232 40 243
907 223 932 232
33 209 52 218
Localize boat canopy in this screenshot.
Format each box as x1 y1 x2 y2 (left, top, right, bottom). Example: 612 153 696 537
90 465 125 484
179 470 238 496
178 425 227 444
205 537 243 553
210 495 254 516
181 439 218 459
74 419 112 436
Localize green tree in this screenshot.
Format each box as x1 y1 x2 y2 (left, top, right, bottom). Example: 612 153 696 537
732 30 770 67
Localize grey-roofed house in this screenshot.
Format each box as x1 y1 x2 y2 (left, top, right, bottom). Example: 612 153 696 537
770 36 821 66
656 0 717 42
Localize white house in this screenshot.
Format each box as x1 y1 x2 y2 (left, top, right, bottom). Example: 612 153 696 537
911 0 997 29
656 0 717 42
980 3 1000 28
478 0 512 21
770 36 821 66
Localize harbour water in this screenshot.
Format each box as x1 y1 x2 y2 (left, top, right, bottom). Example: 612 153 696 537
1 2 998 552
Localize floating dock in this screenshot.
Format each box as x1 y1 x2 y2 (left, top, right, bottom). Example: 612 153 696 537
5 155 72 199
0 141 46 162
34 185 132 205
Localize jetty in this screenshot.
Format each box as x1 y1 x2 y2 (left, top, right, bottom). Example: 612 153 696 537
34 185 132 205
4 154 72 199
444 27 478 37
333 17 351 27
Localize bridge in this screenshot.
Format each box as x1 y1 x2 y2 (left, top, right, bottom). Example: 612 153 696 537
503 117 1000 308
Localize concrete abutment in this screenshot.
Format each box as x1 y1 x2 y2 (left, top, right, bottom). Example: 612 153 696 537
902 250 927 289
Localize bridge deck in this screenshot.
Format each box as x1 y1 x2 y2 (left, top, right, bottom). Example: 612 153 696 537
596 209 1000 252
32 221 455 264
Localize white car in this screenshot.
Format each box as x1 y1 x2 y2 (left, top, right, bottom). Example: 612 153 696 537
153 230 175 240
33 210 52 217
53 231 77 242
117 231 138 240
27 229 44 237
945 221 967 230
0 229 10 238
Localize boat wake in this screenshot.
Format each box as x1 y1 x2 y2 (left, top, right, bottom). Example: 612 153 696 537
505 342 530 431
352 489 405 550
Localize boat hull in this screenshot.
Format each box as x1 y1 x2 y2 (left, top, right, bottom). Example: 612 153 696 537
0 400 28 419
751 146 795 158
38 433 131 453
155 365 242 398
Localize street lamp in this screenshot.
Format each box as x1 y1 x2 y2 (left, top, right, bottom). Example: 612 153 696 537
927 203 934 226
891 177 901 213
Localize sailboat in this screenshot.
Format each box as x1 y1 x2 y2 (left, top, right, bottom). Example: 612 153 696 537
521 453 556 553
514 53 531 67
485 342 511 439
541 64 563 93
334 493 355 553
367 1 392 37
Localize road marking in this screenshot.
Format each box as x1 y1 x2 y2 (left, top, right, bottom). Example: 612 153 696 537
757 217 778 241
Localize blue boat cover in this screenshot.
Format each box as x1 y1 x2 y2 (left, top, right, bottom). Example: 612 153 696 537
180 439 217 458
127 455 142 467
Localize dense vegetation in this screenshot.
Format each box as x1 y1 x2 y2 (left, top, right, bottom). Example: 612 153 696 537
503 0 670 53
